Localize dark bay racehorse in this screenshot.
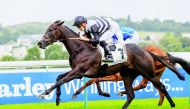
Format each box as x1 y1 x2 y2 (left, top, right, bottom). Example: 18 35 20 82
72 45 190 106
37 20 176 109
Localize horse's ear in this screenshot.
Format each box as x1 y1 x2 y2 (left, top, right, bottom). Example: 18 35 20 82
57 21 64 26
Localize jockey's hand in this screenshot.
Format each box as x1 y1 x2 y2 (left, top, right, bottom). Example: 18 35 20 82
79 36 90 41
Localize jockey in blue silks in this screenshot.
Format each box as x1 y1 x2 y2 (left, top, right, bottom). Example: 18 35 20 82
112 27 137 44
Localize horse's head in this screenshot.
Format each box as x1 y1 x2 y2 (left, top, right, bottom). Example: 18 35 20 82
38 20 64 49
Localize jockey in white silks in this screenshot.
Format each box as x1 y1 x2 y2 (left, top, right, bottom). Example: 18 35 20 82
73 16 125 60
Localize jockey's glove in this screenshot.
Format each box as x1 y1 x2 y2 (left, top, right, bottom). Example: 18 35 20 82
89 39 99 45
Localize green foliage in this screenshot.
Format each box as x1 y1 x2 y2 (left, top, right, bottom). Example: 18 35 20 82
160 33 183 51
158 32 190 52
0 22 49 44
24 46 41 60
0 17 190 44
116 17 190 32
7 22 50 35
182 46 190 52
1 55 16 61
0 28 19 44
45 44 69 60
179 37 190 48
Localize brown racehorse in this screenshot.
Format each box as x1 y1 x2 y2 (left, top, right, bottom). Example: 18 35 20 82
37 20 179 109
72 45 190 106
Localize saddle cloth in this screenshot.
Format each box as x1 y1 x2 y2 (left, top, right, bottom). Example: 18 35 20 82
98 43 128 64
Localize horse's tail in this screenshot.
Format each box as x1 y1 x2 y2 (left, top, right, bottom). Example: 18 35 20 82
148 51 185 80
167 53 190 75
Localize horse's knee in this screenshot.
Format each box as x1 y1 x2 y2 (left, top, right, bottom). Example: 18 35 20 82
86 80 94 85
128 93 135 100
86 79 98 85
139 81 148 89
160 85 166 92
140 84 147 89
56 75 63 81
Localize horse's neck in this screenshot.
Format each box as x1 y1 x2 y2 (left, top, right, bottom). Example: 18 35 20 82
60 27 85 55
62 37 80 55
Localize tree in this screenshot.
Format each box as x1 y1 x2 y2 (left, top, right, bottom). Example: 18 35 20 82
183 46 190 52
24 46 41 60
1 55 16 61
0 28 19 44
159 33 182 51
179 37 190 48
45 44 69 60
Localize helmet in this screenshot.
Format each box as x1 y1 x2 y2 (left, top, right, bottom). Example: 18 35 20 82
73 16 87 26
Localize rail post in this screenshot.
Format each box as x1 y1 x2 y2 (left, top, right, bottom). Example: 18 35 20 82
84 77 88 108
189 75 190 104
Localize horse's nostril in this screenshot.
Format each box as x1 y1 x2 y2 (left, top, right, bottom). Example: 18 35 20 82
38 42 42 47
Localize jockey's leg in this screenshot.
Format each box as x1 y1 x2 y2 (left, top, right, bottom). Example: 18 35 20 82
99 25 117 59
100 41 111 57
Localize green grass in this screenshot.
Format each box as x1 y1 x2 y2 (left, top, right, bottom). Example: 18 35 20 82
0 97 189 109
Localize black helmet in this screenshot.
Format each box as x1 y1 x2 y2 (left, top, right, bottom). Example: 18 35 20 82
73 16 87 26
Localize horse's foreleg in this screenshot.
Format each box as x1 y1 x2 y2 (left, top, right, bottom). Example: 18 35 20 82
38 68 83 99
72 78 98 99
133 78 148 91
96 75 120 97
117 78 148 96
55 72 69 106
117 90 127 96
96 82 110 97
120 70 138 109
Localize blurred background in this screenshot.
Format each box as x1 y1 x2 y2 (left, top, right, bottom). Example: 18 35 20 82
0 0 189 61
0 0 190 109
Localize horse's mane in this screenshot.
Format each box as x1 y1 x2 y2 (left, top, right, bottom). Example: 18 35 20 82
62 25 97 51
64 26 79 37
54 20 79 37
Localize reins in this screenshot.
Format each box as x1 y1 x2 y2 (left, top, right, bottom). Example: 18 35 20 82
66 38 80 40
60 38 80 41
59 26 97 49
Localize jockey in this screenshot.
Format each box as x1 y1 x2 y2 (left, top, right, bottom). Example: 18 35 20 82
73 16 124 60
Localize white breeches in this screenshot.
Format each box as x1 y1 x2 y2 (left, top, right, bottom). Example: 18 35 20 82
99 19 125 45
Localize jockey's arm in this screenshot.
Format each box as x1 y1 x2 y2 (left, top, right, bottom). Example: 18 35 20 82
79 35 90 41
89 25 100 44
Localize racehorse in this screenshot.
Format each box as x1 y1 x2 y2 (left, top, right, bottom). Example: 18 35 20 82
37 20 177 109
72 45 190 106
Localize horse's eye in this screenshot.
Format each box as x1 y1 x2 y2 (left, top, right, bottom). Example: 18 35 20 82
49 28 54 32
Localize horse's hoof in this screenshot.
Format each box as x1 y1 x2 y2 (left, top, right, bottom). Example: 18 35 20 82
56 98 61 106
117 92 123 96
103 93 110 97
37 94 45 99
158 103 162 106
171 103 175 108
72 95 77 100
179 76 185 81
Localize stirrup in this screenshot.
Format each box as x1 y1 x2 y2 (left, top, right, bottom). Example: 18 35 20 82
104 54 113 62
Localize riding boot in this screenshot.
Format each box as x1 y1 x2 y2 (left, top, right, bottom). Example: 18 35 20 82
100 41 111 58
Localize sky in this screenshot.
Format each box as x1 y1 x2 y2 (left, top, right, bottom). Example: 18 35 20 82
0 0 190 26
